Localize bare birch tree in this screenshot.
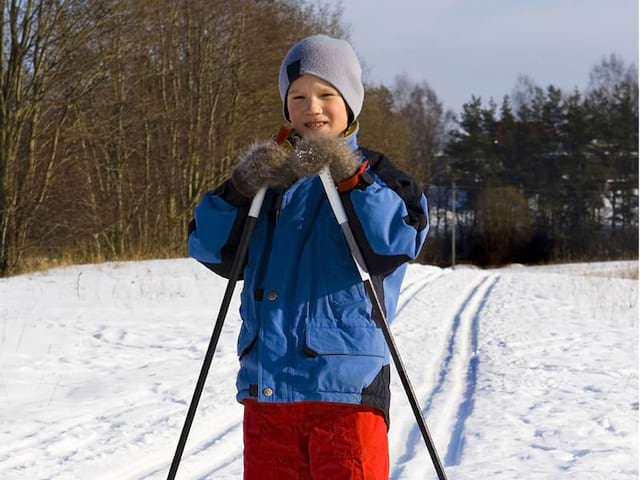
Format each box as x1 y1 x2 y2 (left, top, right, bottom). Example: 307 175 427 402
0 0 118 275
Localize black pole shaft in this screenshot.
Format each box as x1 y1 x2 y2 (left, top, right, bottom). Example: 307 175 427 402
167 215 259 480
341 224 448 480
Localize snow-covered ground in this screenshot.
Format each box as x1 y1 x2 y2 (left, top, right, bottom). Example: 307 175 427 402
0 259 637 479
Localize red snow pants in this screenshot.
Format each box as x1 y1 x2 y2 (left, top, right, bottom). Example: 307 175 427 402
243 399 389 479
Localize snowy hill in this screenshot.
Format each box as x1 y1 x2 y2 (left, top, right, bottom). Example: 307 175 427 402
0 259 637 479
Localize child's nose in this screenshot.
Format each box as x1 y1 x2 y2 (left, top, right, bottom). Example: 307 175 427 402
306 96 322 114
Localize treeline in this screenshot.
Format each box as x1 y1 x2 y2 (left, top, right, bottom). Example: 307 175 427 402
426 60 638 266
361 56 638 266
0 0 637 276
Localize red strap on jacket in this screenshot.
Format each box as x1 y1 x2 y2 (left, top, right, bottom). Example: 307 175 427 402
337 160 369 193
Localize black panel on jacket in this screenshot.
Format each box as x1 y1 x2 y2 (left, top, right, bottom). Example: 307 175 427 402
359 147 428 231
361 274 391 429
361 364 391 429
192 178 251 279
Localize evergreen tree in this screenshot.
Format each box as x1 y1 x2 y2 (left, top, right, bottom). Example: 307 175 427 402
586 55 639 253
480 98 502 182
608 75 639 236
447 96 485 185
561 88 600 254
497 95 518 184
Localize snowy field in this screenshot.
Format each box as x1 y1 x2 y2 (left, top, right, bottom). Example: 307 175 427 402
0 259 637 479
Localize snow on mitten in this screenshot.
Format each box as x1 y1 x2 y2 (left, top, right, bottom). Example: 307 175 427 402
290 136 361 183
231 142 295 197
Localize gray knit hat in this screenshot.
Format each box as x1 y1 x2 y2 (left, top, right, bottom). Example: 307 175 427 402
279 35 364 122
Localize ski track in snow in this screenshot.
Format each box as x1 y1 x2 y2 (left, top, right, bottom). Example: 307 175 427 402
443 275 500 467
395 271 445 317
390 272 500 479
0 259 637 479
131 420 244 480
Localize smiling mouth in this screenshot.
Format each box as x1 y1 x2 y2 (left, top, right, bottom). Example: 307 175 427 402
304 121 328 129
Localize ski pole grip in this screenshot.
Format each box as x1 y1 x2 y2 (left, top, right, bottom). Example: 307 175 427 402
319 167 348 225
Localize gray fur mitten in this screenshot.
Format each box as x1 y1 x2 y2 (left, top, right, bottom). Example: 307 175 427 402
231 142 296 197
290 137 361 183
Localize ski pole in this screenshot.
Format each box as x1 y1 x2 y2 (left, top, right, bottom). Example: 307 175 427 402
167 187 267 480
318 167 449 480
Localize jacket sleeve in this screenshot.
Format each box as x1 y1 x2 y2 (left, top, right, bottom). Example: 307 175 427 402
188 179 251 279
340 151 429 277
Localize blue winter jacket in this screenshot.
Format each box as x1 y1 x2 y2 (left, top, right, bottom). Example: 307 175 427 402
188 134 429 424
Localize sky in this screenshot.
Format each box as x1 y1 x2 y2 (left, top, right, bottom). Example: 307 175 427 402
323 0 638 115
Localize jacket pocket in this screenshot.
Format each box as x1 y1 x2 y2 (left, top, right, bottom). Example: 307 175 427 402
328 281 367 307
305 326 385 358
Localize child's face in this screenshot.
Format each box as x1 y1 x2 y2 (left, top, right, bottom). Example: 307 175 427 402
286 75 349 138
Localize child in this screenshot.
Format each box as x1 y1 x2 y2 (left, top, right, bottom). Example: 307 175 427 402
188 34 429 480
